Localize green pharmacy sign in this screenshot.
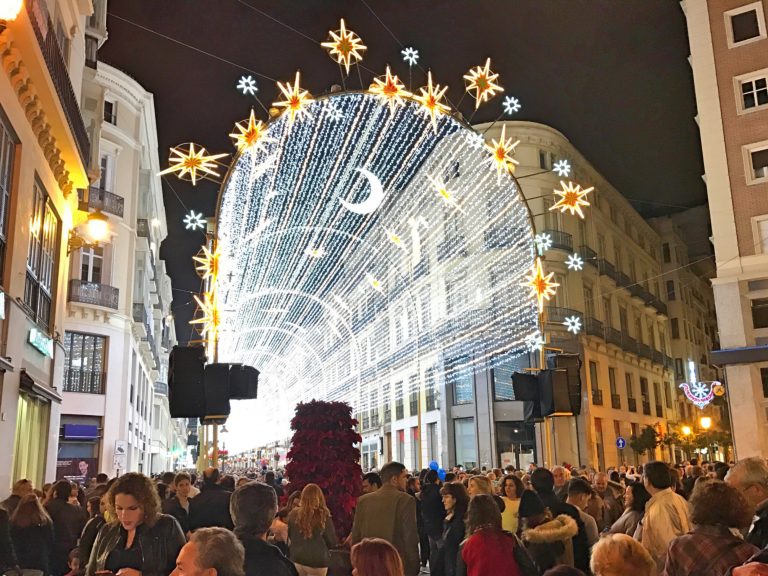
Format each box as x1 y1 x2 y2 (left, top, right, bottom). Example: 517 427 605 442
28 328 54 358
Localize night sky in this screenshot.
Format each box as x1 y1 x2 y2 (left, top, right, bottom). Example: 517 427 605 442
99 1 705 342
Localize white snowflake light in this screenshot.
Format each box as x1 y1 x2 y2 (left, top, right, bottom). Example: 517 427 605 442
401 46 419 66
563 315 582 334
534 233 553 254
236 75 258 96
566 253 584 271
325 101 343 122
183 210 206 231
525 332 545 352
553 159 571 177
502 95 521 115
465 131 485 150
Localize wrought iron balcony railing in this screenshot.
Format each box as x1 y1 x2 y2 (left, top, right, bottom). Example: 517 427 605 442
541 229 573 252
592 389 603 405
585 317 604 338
78 186 124 218
628 398 637 412
611 394 621 409
545 306 583 325
68 279 119 310
63 368 105 394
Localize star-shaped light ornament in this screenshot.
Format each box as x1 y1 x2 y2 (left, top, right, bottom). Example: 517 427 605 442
525 332 545 352
384 227 405 249
401 46 419 66
273 71 314 124
229 109 274 154
553 159 571 177
321 19 367 74
566 253 584 271
369 66 412 112
534 233 553 254
190 291 221 340
485 124 520 180
463 58 503 109
563 315 582 334
522 257 559 312
158 143 228 186
193 245 221 281
427 174 460 209
366 273 384 292
304 246 325 259
414 71 450 132
236 75 258 96
551 180 593 218
502 95 521 115
183 210 206 231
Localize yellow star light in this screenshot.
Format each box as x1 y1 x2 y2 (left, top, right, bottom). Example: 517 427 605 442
463 57 503 109
158 143 228 186
369 66 412 112
304 246 325 259
551 180 594 219
193 245 220 280
366 273 383 292
384 227 405 249
229 109 274 153
414 71 450 132
522 257 559 312
321 18 367 74
427 174 459 209
190 291 221 340
273 71 314 124
485 124 520 180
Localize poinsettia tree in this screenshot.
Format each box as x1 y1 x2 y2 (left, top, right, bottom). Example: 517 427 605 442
285 400 362 537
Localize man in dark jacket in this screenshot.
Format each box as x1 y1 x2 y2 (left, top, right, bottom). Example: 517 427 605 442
45 481 87 576
420 470 445 568
726 457 768 550
230 482 297 576
531 467 591 574
189 468 233 531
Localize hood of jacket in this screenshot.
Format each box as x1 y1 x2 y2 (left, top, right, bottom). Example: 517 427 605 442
522 514 578 544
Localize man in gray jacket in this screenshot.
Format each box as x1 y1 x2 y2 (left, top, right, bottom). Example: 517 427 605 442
351 461 419 576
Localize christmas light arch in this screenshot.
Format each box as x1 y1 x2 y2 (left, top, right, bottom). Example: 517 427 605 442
211 90 540 440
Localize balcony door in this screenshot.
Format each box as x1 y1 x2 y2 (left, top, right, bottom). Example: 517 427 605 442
80 246 103 283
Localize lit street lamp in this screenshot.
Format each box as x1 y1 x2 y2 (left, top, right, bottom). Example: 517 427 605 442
67 210 111 254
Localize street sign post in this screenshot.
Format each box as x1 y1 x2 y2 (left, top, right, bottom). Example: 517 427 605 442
114 440 127 472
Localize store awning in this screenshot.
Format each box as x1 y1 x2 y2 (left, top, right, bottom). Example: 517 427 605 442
20 370 62 404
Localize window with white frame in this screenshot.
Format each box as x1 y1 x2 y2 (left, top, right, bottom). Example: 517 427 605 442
756 216 768 253
25 180 60 330
725 2 766 47
0 107 17 281
739 73 768 111
103 100 117 125
80 246 103 284
747 144 768 181
99 154 114 191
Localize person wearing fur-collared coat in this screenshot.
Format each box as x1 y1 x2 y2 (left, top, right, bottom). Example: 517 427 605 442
518 490 579 572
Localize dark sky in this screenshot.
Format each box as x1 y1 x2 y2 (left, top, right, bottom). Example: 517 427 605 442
99 1 705 341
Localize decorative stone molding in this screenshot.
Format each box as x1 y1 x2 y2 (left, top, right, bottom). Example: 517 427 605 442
0 29 77 196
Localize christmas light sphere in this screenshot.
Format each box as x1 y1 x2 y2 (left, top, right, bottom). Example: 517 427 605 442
215 92 538 442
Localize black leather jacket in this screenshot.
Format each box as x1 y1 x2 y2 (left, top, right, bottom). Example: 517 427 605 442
85 515 185 576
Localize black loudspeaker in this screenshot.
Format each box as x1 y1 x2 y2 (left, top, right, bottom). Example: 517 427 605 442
550 354 582 415
202 363 231 420
539 369 573 416
512 372 539 401
168 346 206 418
229 364 259 400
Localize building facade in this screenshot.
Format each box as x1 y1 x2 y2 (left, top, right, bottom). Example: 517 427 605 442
682 0 768 457
0 0 93 494
59 56 177 479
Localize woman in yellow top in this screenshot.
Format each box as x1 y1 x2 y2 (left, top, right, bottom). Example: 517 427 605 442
499 474 524 534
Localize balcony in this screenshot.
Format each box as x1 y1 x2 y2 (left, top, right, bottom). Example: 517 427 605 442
26 0 90 168
621 333 638 355
611 394 621 409
597 259 619 283
541 229 573 252
78 186 124 218
628 398 637 412
585 317 604 338
642 400 651 415
578 245 598 268
652 349 664 366
592 389 603 405
605 326 622 348
68 279 119 310
616 272 633 290
655 404 663 418
63 368 105 394
154 382 168 396
649 298 668 316
545 306 583 325
637 343 653 361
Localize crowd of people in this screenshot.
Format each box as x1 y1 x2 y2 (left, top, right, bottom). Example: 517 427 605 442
0 457 767 576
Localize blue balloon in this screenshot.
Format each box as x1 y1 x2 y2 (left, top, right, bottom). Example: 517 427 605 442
438 467 446 481
429 460 439 471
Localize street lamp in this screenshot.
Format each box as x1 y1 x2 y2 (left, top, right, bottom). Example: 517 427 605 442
699 416 713 461
0 0 23 22
681 425 692 436
67 210 110 254
699 417 712 430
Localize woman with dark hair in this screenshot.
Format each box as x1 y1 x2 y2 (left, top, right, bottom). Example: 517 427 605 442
499 474 524 534
79 496 106 569
45 480 87 576
420 469 445 570
85 472 185 576
607 482 651 536
287 483 337 575
431 482 470 576
162 472 192 535
9 494 55 575
456 494 522 576
350 538 403 576
663 480 759 576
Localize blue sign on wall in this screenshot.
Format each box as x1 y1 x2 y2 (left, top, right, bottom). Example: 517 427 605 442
616 436 627 449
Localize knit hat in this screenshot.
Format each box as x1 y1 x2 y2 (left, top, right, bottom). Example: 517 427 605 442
518 490 546 518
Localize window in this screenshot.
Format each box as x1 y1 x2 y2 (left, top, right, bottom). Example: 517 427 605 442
752 298 768 329
662 243 671 263
675 358 684 380
583 285 595 318
671 318 680 339
726 3 766 46
450 359 473 405
99 155 114 191
427 422 438 462
625 373 634 398
749 147 768 181
640 377 649 400
0 109 16 280
420 287 431 328
80 247 103 283
493 361 516 401
454 417 477 468
539 150 553 170
63 331 107 394
446 274 467 316
425 367 439 411
104 100 117 125
761 368 768 398
664 382 673 408
410 426 419 471
589 361 600 392
609 368 618 395
409 375 418 416
395 381 404 420
24 180 60 330
741 75 768 110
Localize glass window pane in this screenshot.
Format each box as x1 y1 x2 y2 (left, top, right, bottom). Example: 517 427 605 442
454 417 476 469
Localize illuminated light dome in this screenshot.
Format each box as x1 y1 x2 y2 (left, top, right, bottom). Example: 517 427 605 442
215 92 539 444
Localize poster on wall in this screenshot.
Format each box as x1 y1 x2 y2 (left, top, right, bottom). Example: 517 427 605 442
56 457 99 486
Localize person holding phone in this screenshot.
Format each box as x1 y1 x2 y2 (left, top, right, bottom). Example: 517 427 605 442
86 473 185 576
